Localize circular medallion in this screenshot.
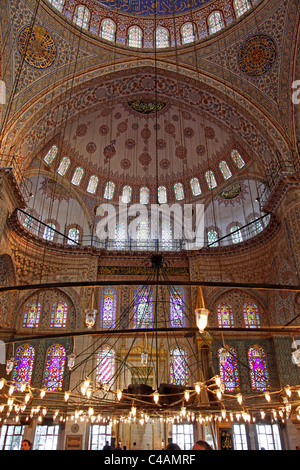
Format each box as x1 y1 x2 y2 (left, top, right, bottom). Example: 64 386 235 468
238 34 276 76
18 25 57 69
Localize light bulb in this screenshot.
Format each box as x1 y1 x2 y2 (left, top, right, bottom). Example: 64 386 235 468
131 406 136 417
40 389 46 399
8 385 14 396
195 382 201 394
264 392 271 402
117 390 122 401
236 393 243 405
153 391 159 404
285 385 292 397
0 378 5 390
64 391 70 401
184 390 190 401
195 308 210 333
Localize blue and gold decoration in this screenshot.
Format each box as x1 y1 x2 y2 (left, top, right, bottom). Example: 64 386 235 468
98 0 209 16
238 34 276 76
18 25 57 69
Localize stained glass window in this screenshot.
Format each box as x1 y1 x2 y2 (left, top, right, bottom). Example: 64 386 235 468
67 227 80 245
44 145 58 165
101 19 116 42
161 220 172 250
219 161 232 180
233 0 251 18
87 175 99 194
12 344 35 390
133 286 154 329
248 345 270 391
181 22 195 44
43 223 56 242
48 0 64 12
190 177 201 197
174 182 185 201
121 185 132 204
230 225 243 244
170 346 188 385
23 300 41 328
128 25 143 48
249 217 263 236
208 229 218 247
57 157 70 176
96 346 115 386
208 11 225 35
50 300 68 328
205 170 217 189
104 181 115 200
231 150 245 169
73 5 90 30
71 167 84 186
243 302 260 328
170 287 186 328
218 346 239 392
158 185 167 204
136 217 150 249
140 186 150 204
100 287 117 328
217 303 234 328
156 26 169 48
43 344 66 391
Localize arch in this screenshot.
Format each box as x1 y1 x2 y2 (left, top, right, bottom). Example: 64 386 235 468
170 346 188 385
248 345 270 391
100 18 116 42
133 286 154 329
243 301 260 328
217 302 234 328
208 11 225 35
43 344 66 391
99 287 117 328
73 5 90 30
170 287 186 328
181 22 195 44
155 26 169 48
12 344 35 390
128 25 143 48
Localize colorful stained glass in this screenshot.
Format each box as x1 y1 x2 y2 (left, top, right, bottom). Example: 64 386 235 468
133 286 154 329
250 217 263 236
12 344 35 390
50 300 67 328
248 345 270 391
208 229 218 247
57 157 70 176
170 287 186 328
74 5 90 29
190 177 201 197
174 182 184 201
205 170 217 189
71 167 84 186
208 11 225 35
231 150 245 169
140 187 150 204
219 161 232 180
156 26 169 48
128 26 143 48
87 175 99 194
23 301 41 328
44 145 58 164
217 303 234 328
43 223 56 242
158 186 167 204
170 346 188 385
43 344 66 391
230 225 243 244
121 185 132 203
234 0 251 17
48 0 64 12
218 346 239 392
181 22 195 44
243 302 260 328
104 181 115 200
96 346 115 385
101 19 116 42
67 227 80 245
100 287 116 328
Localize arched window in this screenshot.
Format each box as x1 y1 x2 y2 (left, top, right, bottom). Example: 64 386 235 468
170 346 188 385
73 5 90 30
96 346 115 386
174 182 185 201
44 145 58 165
158 185 167 204
208 229 218 247
115 220 127 249
48 0 65 12
100 18 116 42
121 185 132 204
87 175 99 194
67 227 80 245
248 345 270 391
140 186 150 205
233 0 251 18
100 287 117 328
104 181 115 200
217 303 234 328
43 344 66 391
170 287 186 328
12 344 35 390
208 11 225 35
231 150 245 169
43 223 56 242
156 26 169 48
23 300 41 328
57 157 70 176
219 161 232 180
205 170 217 189
249 217 263 236
181 22 195 44
133 286 154 329
71 167 84 186
136 217 150 248
128 25 143 48
50 300 68 328
243 302 260 328
230 225 243 244
190 177 201 197
218 346 239 392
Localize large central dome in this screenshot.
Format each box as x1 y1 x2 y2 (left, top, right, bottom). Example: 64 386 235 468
98 0 211 16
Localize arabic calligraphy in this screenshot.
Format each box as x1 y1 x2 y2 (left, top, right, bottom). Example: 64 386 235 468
99 0 209 16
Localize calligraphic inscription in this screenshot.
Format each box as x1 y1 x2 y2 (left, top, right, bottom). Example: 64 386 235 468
18 25 57 69
238 34 276 76
128 99 166 114
218 182 242 200
100 0 210 16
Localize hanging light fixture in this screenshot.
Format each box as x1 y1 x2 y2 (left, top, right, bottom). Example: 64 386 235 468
194 287 210 333
153 391 160 404
6 357 14 375
141 333 148 366
84 308 97 329
67 353 76 370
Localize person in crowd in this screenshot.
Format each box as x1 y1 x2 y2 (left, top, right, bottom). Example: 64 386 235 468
21 440 32 450
103 440 111 450
192 440 213 450
165 443 181 450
